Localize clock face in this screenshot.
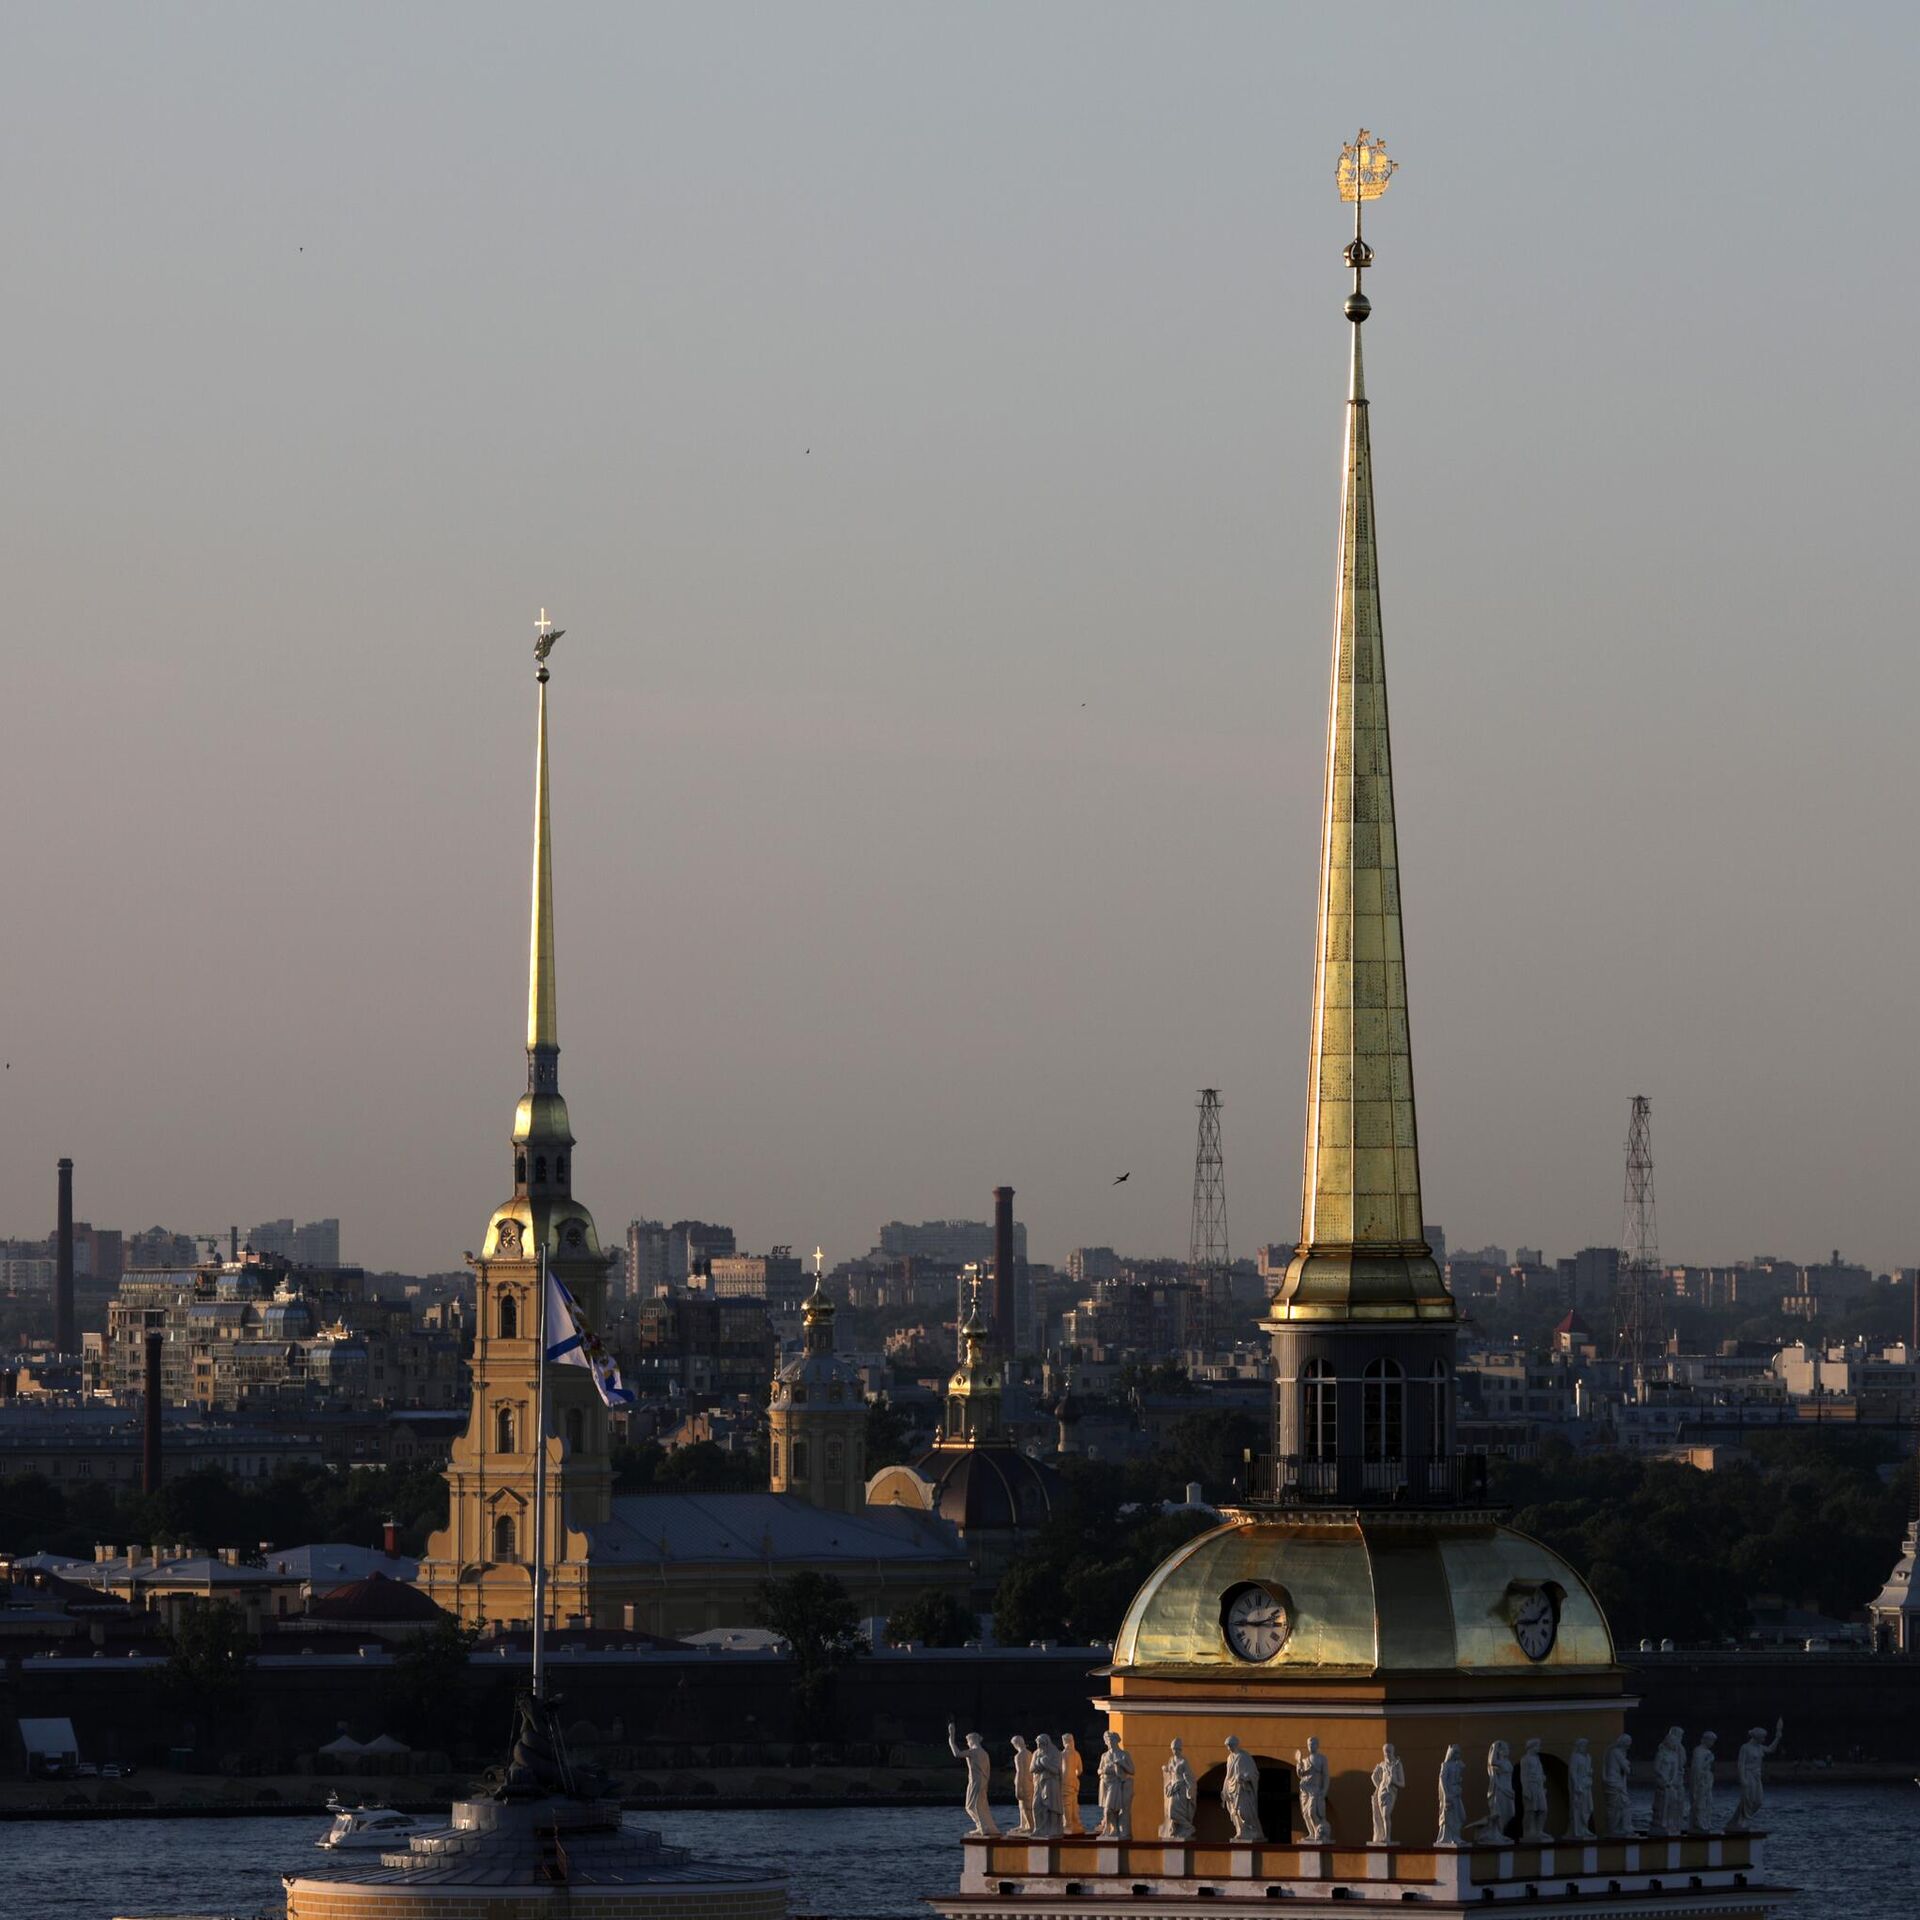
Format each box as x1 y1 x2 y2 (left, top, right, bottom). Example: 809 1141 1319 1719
1510 1588 1558 1661
1222 1582 1292 1661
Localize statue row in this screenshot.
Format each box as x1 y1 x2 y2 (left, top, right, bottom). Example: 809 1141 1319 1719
953 1719 1782 1847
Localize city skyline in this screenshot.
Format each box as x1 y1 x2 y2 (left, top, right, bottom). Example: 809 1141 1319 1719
4 6 1917 1275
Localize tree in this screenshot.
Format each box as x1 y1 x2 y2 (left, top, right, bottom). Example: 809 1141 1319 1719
884 1588 978 1648
864 1396 912 1471
754 1570 864 1725
166 1600 252 1737
384 1616 477 1747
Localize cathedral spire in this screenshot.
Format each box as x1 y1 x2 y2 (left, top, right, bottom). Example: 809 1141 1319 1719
1274 133 1451 1326
513 612 573 1173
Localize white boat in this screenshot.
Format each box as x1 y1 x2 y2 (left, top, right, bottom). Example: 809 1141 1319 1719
317 1801 422 1850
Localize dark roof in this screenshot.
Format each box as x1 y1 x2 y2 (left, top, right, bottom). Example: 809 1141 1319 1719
308 1572 449 1624
910 1443 1062 1534
597 1491 965 1566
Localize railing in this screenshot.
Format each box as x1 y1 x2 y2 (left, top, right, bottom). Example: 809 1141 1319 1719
1237 1451 1489 1509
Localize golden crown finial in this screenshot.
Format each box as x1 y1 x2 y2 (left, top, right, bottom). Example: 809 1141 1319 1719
1337 129 1397 205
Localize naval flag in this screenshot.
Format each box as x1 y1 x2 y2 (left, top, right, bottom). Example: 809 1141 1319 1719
544 1266 635 1408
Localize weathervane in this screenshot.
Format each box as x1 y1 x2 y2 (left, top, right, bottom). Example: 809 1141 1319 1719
1336 127 1397 318
534 607 564 679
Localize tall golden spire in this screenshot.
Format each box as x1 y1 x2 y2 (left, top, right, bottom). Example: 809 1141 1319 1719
513 611 572 1159
1273 133 1451 1326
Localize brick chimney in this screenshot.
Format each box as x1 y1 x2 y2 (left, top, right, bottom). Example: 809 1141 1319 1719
993 1185 1016 1359
55 1158 75 1356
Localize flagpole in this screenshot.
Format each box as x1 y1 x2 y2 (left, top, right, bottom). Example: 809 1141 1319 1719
532 1243 549 1704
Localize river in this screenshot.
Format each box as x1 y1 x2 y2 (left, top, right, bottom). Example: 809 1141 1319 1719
9 1788 1914 1918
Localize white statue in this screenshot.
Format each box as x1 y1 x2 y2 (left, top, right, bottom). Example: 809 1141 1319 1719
1011 1735 1036 1835
1222 1736 1263 1843
1061 1733 1085 1835
1096 1730 1135 1837
1435 1744 1467 1846
1031 1734 1065 1837
1566 1737 1595 1841
1519 1737 1550 1842
948 1724 999 1838
1602 1734 1634 1837
1483 1740 1515 1840
1688 1731 1720 1833
1295 1735 1332 1843
1369 1742 1404 1845
1653 1727 1686 1836
1733 1719 1783 1829
1160 1737 1196 1841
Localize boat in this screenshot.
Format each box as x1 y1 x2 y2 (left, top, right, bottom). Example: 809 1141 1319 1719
317 1801 423 1851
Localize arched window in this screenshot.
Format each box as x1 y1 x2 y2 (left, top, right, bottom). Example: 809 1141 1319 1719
1302 1360 1337 1462
565 1407 584 1454
825 1437 844 1480
534 1156 548 1186
792 1439 810 1480
494 1513 517 1561
515 1154 527 1186
496 1405 516 1453
1429 1360 1449 1457
771 1440 782 1479
1363 1359 1405 1463
556 1156 567 1185
498 1292 518 1340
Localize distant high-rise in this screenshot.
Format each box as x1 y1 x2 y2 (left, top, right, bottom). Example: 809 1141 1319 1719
246 1218 341 1267
878 1217 1026 1266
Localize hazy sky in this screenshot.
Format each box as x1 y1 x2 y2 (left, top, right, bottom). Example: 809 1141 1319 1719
3 4 1916 1277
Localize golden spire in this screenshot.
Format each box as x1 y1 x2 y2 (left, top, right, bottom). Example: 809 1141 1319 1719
1273 133 1451 1326
528 609 561 1053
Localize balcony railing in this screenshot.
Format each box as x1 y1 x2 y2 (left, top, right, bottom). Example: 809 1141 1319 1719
1237 1451 1489 1509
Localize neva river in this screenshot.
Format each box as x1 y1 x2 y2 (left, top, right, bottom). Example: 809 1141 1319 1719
11 1789 1915 1918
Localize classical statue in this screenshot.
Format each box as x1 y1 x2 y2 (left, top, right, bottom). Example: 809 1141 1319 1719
1602 1734 1634 1837
1031 1734 1064 1838
948 1724 999 1838
1096 1730 1135 1837
1369 1743 1405 1845
1483 1740 1516 1840
1519 1738 1550 1842
1160 1737 1197 1841
1061 1733 1085 1835
1435 1744 1467 1846
1653 1727 1687 1836
1688 1731 1720 1833
1222 1736 1263 1843
1566 1737 1595 1841
1011 1735 1036 1835
1295 1735 1332 1844
1733 1719 1784 1830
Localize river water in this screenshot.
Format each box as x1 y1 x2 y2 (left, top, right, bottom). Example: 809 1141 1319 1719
9 1788 1913 1918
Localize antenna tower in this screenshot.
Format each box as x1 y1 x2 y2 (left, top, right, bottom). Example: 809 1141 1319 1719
1189 1089 1229 1345
1614 1095 1661 1390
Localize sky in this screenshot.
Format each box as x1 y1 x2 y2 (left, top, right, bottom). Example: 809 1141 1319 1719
2 3 1916 1278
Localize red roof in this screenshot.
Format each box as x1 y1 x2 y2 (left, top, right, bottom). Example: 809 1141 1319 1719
307 1571 448 1624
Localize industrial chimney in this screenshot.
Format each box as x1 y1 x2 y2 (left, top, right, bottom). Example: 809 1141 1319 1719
142 1331 164 1495
55 1158 75 1356
992 1185 1016 1360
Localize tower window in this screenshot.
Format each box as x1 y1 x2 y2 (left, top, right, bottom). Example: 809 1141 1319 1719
494 1514 517 1562
534 1156 548 1186
496 1405 516 1453
556 1156 567 1185
826 1438 844 1480
1302 1360 1337 1462
792 1440 810 1479
565 1407 584 1454
498 1293 518 1340
515 1155 527 1186
771 1440 782 1480
1363 1359 1405 1463
1429 1360 1450 1457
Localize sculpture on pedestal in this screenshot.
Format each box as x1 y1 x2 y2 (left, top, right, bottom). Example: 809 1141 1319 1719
1483 1740 1515 1841
1096 1730 1135 1837
1294 1735 1332 1844
1159 1737 1196 1841
1222 1736 1264 1843
1031 1734 1064 1838
1369 1743 1404 1845
1653 1727 1687 1836
1566 1737 1595 1841
1688 1731 1720 1834
1061 1733 1085 1835
1011 1735 1036 1835
1435 1744 1467 1846
1602 1733 1634 1837
948 1724 999 1838
1518 1737 1550 1842
1734 1719 1784 1830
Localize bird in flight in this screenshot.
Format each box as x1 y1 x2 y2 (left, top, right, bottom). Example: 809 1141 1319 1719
1112 1171 1130 1185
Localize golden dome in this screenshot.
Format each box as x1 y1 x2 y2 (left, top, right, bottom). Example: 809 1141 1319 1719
483 1195 603 1263
1112 1514 1615 1676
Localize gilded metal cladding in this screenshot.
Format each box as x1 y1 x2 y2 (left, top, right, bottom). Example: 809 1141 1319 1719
528 674 558 1053
1274 277 1451 1324
1110 1518 1616 1675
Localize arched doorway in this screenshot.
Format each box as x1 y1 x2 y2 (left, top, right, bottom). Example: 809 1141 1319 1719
1192 1756 1294 1844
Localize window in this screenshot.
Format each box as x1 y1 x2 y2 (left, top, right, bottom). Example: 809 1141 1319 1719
496 1405 516 1453
1302 1360 1337 1462
826 1438 844 1480
515 1155 527 1185
1429 1361 1449 1456
498 1293 518 1340
556 1157 567 1185
494 1514 517 1561
1363 1359 1404 1463
534 1156 548 1186
791 1440 810 1479
565 1408 584 1454
771 1440 782 1479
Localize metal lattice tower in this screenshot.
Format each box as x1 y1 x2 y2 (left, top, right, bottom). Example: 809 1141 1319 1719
1614 1095 1661 1389
1190 1089 1229 1343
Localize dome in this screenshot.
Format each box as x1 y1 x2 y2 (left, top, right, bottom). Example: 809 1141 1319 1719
772 1348 860 1406
484 1195 602 1262
909 1444 1061 1534
1112 1514 1615 1675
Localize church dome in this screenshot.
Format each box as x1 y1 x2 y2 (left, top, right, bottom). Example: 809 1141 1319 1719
909 1444 1061 1534
1112 1514 1615 1675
